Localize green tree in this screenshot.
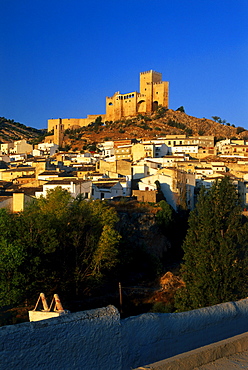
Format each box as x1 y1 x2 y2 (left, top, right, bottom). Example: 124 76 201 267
0 189 122 307
156 200 175 234
65 199 121 294
212 116 221 122
0 210 26 305
175 177 248 311
35 187 72 220
156 200 187 261
176 106 185 113
155 105 167 118
236 126 246 134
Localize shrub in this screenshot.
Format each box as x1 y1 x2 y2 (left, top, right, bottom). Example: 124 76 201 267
236 126 246 134
150 302 174 313
176 106 185 113
185 128 193 136
154 105 168 119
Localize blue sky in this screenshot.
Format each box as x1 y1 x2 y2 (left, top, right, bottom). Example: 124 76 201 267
1 0 248 129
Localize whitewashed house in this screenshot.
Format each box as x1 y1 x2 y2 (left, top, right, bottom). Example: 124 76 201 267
92 180 124 200
35 179 92 199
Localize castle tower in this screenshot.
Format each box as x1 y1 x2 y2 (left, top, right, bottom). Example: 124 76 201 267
53 118 64 147
140 70 163 113
140 70 169 113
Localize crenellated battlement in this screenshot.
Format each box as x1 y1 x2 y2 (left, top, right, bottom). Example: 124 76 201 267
153 81 164 85
140 70 162 76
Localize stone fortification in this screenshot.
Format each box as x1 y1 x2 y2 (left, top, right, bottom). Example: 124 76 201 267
47 70 169 145
106 70 169 121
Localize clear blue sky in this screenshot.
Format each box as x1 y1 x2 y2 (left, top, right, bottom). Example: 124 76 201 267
1 0 248 129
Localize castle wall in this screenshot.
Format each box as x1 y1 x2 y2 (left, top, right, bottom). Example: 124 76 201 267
137 94 147 113
48 117 106 133
48 116 105 145
106 92 138 121
2 299 248 370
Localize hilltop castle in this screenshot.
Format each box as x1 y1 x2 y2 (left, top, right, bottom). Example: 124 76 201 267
106 70 169 121
47 70 169 145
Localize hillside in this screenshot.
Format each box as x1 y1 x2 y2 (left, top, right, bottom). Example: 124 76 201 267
63 109 248 150
2 109 247 149
0 117 45 143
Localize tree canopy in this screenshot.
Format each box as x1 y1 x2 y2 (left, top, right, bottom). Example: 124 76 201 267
0 188 121 306
175 176 248 311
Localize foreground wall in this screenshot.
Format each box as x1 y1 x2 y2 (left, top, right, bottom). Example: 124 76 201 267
1 299 248 370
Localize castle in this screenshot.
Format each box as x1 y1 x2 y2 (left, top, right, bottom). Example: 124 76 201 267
106 70 169 121
47 70 169 145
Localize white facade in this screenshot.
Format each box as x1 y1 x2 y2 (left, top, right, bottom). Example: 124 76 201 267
71 153 97 164
9 153 27 161
92 181 124 200
36 180 92 199
9 139 33 154
97 141 115 158
132 163 150 180
37 142 59 156
138 170 195 210
0 142 14 154
170 145 199 155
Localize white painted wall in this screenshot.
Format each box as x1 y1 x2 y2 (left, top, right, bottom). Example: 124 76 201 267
2 299 248 370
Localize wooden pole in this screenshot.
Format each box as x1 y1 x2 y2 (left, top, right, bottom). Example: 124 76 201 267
119 282 123 314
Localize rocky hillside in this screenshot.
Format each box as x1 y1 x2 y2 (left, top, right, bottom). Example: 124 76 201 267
0 117 44 143
63 109 248 150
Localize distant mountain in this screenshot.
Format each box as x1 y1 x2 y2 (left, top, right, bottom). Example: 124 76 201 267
0 117 45 143
63 109 248 150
